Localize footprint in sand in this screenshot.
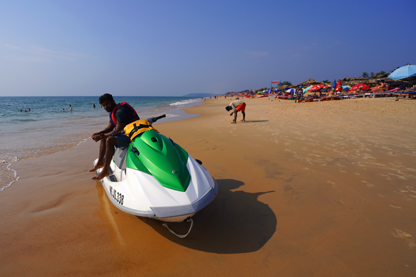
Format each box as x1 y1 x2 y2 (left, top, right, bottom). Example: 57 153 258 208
388 173 408 180
327 181 336 188
406 186 416 193
361 180 374 188
380 173 392 180
393 229 416 248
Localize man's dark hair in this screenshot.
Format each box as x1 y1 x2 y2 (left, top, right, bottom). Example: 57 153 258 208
99 93 114 104
225 106 232 111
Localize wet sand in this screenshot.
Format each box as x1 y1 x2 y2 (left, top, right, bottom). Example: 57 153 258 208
1 97 416 276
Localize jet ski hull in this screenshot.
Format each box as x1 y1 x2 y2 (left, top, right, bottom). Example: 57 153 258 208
94 155 217 223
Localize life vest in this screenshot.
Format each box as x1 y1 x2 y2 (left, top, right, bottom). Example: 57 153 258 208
109 102 139 125
124 119 159 141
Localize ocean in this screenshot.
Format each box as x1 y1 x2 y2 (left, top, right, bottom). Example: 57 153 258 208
0 96 203 191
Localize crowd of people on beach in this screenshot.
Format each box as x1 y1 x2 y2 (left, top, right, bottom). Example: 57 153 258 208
222 79 416 103
209 77 416 124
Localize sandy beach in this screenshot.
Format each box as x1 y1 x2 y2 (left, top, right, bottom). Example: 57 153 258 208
1 97 416 276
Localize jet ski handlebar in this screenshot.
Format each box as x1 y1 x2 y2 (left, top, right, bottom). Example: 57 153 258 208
112 114 166 137
147 114 166 124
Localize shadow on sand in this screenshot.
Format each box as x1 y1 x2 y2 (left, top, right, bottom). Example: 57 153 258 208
140 179 276 254
242 120 269 123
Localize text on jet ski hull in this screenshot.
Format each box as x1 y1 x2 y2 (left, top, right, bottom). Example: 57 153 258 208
110 186 124 206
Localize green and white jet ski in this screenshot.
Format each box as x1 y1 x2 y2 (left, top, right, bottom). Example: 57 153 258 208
93 114 217 237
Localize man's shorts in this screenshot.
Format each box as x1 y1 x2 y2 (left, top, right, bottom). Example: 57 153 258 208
115 135 131 149
236 103 246 112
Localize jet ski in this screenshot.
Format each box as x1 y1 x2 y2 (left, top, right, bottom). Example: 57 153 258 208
93 114 217 238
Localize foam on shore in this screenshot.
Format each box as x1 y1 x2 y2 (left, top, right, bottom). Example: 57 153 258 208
0 100 203 191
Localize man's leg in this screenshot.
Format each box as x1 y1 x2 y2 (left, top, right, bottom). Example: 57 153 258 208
232 112 237 123
89 138 106 172
241 111 245 121
92 136 117 180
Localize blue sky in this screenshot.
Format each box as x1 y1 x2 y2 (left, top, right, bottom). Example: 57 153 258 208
1 0 415 96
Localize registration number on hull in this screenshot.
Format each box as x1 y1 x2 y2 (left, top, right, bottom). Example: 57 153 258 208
109 186 124 206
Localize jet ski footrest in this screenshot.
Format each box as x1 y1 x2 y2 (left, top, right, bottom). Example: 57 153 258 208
113 147 128 170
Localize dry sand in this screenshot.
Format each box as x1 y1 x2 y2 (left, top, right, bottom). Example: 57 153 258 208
1 97 415 276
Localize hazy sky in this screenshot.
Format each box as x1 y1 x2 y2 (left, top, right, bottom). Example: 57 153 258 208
1 0 415 96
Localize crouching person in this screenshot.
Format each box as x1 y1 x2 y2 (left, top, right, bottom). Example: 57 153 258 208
225 98 246 124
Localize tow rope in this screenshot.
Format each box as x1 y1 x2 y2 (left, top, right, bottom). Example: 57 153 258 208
162 218 194 239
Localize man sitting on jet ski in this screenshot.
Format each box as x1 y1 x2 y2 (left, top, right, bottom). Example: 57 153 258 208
89 93 139 180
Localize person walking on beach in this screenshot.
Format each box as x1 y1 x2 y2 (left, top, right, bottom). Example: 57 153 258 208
89 93 139 181
295 87 303 103
225 97 246 124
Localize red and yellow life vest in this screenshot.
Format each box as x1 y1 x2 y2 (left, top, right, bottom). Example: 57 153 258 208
109 102 139 125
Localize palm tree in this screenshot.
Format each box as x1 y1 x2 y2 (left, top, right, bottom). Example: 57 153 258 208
374 71 386 77
281 81 292 86
362 72 369 78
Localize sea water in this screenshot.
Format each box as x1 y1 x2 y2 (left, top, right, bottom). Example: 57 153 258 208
0 96 203 191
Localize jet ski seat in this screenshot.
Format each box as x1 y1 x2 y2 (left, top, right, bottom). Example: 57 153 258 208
113 147 128 170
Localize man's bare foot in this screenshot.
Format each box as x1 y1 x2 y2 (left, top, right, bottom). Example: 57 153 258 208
231 121 236 124
89 162 104 172
240 120 245 122
92 168 110 181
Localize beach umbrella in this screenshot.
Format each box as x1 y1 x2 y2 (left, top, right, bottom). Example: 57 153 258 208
342 86 350 90
350 84 370 91
309 84 325 91
388 65 416 80
285 88 295 93
335 79 342 92
332 80 336 88
302 85 312 92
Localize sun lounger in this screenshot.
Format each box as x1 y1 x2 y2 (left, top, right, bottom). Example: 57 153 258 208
362 88 392 97
364 87 399 98
394 91 416 100
322 95 341 101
